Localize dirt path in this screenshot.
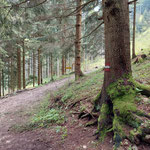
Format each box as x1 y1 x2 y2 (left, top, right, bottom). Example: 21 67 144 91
0 76 73 150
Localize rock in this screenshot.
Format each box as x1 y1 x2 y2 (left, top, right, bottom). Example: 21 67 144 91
143 135 150 144
132 145 138 150
143 97 150 103
83 145 87 149
122 139 129 146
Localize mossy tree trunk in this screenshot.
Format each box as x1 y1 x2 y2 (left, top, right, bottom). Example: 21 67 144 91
94 0 150 148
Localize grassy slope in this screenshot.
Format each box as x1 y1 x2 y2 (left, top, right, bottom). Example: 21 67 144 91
29 55 150 128
12 55 150 149
135 28 150 54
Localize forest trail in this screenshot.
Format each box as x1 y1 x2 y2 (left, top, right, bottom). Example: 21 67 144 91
0 76 74 150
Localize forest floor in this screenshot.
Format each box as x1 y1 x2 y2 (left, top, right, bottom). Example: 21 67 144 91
0 56 150 150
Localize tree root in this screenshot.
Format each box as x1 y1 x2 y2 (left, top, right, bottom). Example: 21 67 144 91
134 80 150 97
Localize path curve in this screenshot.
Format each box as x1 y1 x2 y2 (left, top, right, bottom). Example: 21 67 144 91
0 76 74 150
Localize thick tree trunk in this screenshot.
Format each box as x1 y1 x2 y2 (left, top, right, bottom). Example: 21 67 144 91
75 0 83 80
94 0 140 148
38 47 41 85
33 51 36 87
99 0 131 105
17 48 21 90
132 1 137 59
22 41 26 89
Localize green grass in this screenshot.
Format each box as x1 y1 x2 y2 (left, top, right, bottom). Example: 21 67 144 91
11 54 150 132
54 69 104 106
132 56 150 83
135 28 150 54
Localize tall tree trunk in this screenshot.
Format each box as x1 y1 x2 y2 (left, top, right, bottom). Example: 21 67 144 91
99 0 131 105
28 56 30 79
33 51 36 87
62 55 65 75
10 57 14 93
0 70 1 97
132 1 137 59
49 53 51 78
75 0 83 80
64 56 67 74
22 41 26 89
46 55 48 78
2 69 4 96
41 60 43 84
50 53 53 80
17 48 21 90
8 58 11 94
95 0 139 147
38 47 41 85
57 58 60 77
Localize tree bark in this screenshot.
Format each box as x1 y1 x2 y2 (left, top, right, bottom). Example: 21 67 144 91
41 60 43 84
50 53 53 81
17 48 21 90
0 70 1 97
22 40 26 89
38 47 41 85
33 50 36 87
62 55 65 75
46 55 48 78
28 56 30 79
100 0 131 105
8 58 11 94
75 0 83 80
132 1 137 59
64 56 67 74
2 69 4 96
95 0 135 146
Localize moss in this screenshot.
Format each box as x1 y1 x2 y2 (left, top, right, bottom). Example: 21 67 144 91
93 91 101 111
98 103 111 140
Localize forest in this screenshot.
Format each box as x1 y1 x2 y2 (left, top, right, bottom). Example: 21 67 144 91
0 0 150 150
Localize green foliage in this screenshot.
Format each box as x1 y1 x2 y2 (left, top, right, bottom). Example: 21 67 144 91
31 108 64 128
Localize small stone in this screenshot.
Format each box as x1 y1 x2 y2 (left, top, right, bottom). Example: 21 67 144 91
143 135 150 144
143 98 150 103
6 140 11 144
83 145 87 149
132 145 138 150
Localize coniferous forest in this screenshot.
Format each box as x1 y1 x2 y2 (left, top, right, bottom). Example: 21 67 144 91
0 0 150 150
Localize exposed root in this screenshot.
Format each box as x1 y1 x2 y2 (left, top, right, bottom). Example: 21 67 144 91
96 78 150 149
134 80 150 97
